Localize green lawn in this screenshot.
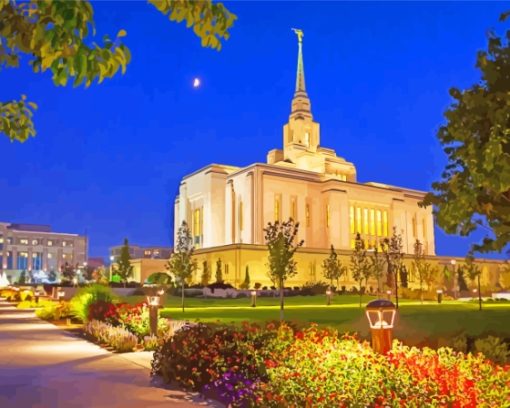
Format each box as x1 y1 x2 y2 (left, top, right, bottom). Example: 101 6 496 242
124 294 510 345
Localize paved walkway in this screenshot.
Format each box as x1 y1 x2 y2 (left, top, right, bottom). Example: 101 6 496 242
0 299 219 408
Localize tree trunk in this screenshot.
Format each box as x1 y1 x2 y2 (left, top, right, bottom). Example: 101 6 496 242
279 278 284 321
420 280 423 304
359 279 362 307
394 267 399 309
181 282 185 313
478 274 482 311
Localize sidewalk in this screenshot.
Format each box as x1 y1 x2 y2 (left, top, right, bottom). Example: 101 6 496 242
0 298 220 408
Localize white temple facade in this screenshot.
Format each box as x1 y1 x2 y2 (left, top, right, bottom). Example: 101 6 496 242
175 30 435 259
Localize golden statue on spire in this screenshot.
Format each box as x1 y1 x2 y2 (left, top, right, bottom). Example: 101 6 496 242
291 28 304 43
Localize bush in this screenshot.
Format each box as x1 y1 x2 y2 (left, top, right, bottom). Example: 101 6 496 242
474 336 510 365
152 323 510 407
70 284 115 322
35 301 72 321
152 322 282 393
85 319 138 352
17 299 54 309
87 300 118 324
143 335 159 351
300 281 329 296
116 302 169 339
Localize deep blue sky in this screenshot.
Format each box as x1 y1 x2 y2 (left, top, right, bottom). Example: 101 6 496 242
0 1 506 259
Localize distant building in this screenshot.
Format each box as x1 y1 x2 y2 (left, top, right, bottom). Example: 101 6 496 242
0 222 87 283
109 244 173 283
109 244 172 261
87 257 105 270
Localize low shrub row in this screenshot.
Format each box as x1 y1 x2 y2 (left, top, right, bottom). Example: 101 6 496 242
152 322 510 407
85 320 139 352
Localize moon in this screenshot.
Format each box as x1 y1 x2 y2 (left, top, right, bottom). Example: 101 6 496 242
193 78 201 88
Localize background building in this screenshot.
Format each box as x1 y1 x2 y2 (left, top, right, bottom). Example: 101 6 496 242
109 244 172 283
109 244 172 260
0 222 87 283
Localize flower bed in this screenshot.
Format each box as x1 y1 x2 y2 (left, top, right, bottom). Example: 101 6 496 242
152 323 510 407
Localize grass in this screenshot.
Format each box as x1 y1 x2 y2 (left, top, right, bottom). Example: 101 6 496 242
123 294 510 345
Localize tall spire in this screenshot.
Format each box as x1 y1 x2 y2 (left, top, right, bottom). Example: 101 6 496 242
290 28 312 119
292 28 306 93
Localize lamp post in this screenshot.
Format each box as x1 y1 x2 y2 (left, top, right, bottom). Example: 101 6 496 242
325 288 332 306
386 290 391 301
57 289 65 302
34 288 41 304
365 299 397 354
147 295 160 336
109 255 114 281
250 290 257 308
436 289 443 304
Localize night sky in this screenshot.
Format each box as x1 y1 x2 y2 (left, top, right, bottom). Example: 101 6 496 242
0 1 506 259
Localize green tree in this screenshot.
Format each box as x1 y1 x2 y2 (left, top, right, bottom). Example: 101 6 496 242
369 245 386 296
264 218 304 321
465 254 483 311
240 265 250 289
167 221 197 312
350 233 370 307
117 238 133 287
381 227 404 308
422 263 439 292
421 13 510 254
321 245 346 289
215 258 223 284
60 262 77 284
200 260 211 287
413 239 426 303
18 269 26 284
0 0 236 142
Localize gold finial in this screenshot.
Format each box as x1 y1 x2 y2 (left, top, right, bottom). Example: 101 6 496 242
291 28 304 43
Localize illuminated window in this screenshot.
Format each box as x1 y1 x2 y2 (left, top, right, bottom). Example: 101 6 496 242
0 237 3 244
356 207 362 233
291 198 297 221
370 209 375 235
306 204 310 227
363 208 369 234
47 253 53 259
47 240 53 246
376 210 382 236
412 216 417 237
62 254 67 259
17 252 28 270
32 239 39 245
326 204 330 228
239 201 243 231
193 208 202 237
349 206 355 234
144 250 152 256
20 239 28 245
383 211 388 236
62 241 67 247
274 196 281 222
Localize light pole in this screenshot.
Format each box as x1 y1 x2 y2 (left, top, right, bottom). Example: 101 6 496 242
326 288 332 306
250 290 257 307
436 289 443 304
147 295 161 336
109 255 114 281
365 299 397 354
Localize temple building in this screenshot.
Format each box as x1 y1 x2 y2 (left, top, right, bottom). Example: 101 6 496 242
174 30 503 288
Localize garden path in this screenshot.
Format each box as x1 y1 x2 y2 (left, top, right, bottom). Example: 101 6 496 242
0 298 220 408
